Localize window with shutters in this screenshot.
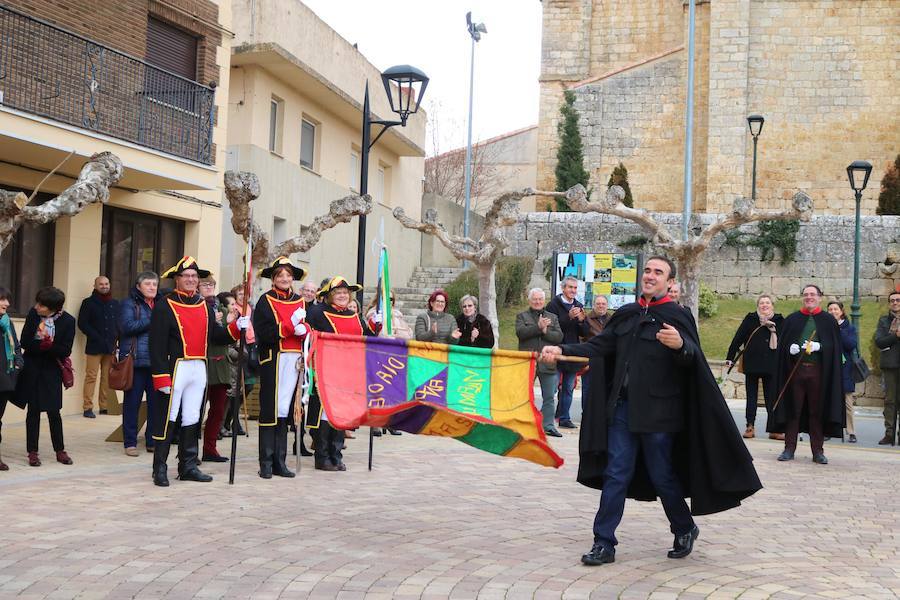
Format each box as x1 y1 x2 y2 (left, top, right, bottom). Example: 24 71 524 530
147 17 198 81
145 17 199 112
300 118 316 169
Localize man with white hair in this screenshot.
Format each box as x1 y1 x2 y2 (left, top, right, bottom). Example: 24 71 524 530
516 288 564 437
546 276 591 429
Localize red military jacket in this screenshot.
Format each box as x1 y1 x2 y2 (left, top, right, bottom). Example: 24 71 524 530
150 290 240 390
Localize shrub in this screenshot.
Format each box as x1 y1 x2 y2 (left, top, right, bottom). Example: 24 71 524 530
443 257 533 316
698 283 719 318
877 154 900 216
607 162 634 208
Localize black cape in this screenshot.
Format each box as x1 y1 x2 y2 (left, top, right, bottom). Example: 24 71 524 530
575 301 762 516
768 310 844 437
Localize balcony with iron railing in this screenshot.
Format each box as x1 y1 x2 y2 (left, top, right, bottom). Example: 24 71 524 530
0 4 215 165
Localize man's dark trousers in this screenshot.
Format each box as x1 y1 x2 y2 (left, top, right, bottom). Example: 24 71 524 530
785 363 824 455
593 399 694 549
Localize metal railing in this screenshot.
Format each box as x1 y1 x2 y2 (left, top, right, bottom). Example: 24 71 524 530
0 4 215 165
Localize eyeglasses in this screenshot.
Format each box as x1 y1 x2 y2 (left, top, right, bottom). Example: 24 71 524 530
198 283 215 288
890 298 900 303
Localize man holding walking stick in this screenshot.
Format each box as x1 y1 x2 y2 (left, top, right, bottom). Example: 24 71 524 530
768 284 843 464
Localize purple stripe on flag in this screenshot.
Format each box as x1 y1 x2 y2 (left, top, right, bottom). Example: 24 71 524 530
387 404 436 433
365 343 408 408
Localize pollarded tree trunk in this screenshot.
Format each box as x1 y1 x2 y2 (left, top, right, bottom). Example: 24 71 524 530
477 261 498 343
673 250 702 318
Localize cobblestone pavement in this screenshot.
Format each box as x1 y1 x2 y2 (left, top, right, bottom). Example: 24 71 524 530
1 413 899 599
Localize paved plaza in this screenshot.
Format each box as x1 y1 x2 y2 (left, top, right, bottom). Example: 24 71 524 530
0 409 899 600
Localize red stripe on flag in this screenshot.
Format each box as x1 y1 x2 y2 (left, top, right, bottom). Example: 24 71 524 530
314 332 367 426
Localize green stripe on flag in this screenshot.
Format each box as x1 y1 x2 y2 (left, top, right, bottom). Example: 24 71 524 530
458 422 520 455
381 247 392 335
446 347 492 418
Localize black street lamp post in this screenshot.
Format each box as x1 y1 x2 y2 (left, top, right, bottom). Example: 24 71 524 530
847 160 873 328
747 114 765 201
355 65 429 305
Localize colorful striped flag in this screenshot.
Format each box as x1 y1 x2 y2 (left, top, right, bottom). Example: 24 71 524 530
311 332 564 468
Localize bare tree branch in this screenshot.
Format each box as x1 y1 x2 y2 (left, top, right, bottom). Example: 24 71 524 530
393 188 531 347
392 206 479 262
224 170 374 269
531 184 815 321
0 152 124 253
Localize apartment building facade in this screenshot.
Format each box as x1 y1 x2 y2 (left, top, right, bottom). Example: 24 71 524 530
0 0 233 417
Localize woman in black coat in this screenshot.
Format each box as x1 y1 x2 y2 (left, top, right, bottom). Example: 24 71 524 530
0 286 23 471
455 295 494 349
16 286 76 467
725 294 783 439
827 300 859 443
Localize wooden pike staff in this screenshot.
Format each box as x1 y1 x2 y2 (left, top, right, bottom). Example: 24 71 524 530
229 211 254 485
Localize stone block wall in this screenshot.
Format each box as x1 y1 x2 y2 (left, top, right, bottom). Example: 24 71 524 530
538 0 900 216
505 211 900 300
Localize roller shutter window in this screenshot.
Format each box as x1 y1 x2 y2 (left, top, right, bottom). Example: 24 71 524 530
146 17 198 81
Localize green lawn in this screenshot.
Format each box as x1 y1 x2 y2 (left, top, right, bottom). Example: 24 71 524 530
495 297 886 367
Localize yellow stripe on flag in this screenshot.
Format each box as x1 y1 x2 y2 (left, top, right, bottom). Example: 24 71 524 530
490 354 542 439
420 411 476 438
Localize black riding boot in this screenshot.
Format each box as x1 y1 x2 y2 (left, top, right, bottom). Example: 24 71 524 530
273 418 295 478
258 425 275 479
178 424 212 482
312 426 335 471
327 422 346 471
152 421 177 487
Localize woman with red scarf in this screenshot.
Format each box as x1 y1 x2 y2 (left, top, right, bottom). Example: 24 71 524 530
252 257 308 479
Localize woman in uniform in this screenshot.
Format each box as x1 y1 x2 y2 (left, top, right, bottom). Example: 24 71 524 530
305 276 375 471
252 257 309 479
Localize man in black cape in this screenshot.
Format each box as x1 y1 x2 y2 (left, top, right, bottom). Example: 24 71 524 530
542 256 761 566
767 284 843 464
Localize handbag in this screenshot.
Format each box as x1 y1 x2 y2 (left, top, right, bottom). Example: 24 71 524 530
851 352 870 384
109 301 140 391
57 356 74 389
108 343 135 391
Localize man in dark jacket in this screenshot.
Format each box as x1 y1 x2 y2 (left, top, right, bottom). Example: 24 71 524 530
769 284 843 464
77 276 119 418
542 256 761 566
875 291 900 445
545 276 590 429
516 288 564 437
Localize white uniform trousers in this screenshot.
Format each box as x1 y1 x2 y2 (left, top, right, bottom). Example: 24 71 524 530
277 352 301 419
169 359 207 426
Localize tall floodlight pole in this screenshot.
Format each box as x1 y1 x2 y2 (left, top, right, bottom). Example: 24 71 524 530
462 12 487 266
681 0 696 241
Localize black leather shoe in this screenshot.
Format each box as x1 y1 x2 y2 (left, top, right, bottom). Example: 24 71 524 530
388 428 402 435
581 544 615 566
668 525 699 559
315 462 338 472
777 450 794 461
202 454 228 463
558 420 577 429
99 409 108 415
153 466 169 487
372 428 382 437
812 453 828 464
179 467 213 482
878 434 894 446
258 466 273 479
544 427 563 438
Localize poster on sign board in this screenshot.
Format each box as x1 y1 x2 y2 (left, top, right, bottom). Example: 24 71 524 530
552 252 641 309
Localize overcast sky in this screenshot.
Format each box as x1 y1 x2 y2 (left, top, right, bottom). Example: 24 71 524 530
301 0 543 156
